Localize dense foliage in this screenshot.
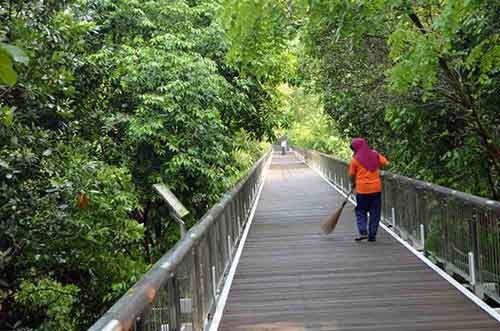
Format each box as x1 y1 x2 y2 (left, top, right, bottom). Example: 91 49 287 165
284 86 351 160
0 0 290 329
294 0 500 199
1 0 498 329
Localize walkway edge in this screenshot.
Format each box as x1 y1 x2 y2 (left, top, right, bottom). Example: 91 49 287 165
303 156 500 324
208 155 271 331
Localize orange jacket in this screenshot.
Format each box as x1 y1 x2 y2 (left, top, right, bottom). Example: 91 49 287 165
349 154 389 194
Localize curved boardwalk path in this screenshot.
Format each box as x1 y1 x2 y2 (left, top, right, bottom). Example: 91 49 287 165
218 153 499 331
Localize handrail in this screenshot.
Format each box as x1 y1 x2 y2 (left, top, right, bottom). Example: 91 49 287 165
311 149 500 210
294 147 500 304
90 150 271 331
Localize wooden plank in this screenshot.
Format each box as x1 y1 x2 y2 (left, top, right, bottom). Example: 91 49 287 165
218 154 499 330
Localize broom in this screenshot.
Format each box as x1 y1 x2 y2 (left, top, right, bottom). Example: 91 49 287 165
320 189 354 235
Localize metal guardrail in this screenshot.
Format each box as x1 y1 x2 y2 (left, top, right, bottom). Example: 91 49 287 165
294 147 500 304
90 151 271 331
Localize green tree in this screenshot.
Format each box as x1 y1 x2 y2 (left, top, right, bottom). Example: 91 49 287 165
295 0 500 199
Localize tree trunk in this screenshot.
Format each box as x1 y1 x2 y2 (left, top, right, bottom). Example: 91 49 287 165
486 158 499 200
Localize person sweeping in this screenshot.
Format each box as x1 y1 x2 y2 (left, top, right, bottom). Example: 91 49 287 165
349 138 389 242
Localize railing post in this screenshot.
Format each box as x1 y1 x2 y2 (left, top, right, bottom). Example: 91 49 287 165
170 212 187 239
235 192 241 227
468 252 476 287
420 223 425 253
241 189 246 222
236 187 242 226
170 276 181 331
231 199 238 240
442 200 450 265
243 184 248 217
205 226 218 309
468 215 480 291
227 235 232 261
191 250 203 330
391 207 396 228
223 206 233 261
211 266 217 299
220 209 228 269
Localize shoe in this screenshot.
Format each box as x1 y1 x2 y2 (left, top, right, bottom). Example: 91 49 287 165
355 235 368 241
368 238 376 242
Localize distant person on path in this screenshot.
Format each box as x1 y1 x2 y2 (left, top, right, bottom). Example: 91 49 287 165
281 139 287 155
349 138 389 242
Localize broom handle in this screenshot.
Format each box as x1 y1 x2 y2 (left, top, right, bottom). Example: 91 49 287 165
341 189 355 208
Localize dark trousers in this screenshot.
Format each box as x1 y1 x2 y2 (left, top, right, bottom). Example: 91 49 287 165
355 192 381 240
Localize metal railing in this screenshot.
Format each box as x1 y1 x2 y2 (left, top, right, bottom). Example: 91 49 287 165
294 147 500 304
90 151 271 331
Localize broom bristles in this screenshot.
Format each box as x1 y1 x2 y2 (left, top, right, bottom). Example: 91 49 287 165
320 204 347 235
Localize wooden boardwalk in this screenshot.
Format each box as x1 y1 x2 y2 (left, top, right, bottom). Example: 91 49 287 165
218 153 499 331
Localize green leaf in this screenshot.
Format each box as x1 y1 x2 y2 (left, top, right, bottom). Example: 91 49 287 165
2 44 29 64
0 159 9 169
0 48 17 86
2 106 14 127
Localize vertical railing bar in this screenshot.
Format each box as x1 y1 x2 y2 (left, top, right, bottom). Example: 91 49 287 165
442 199 450 270
420 224 425 253
469 212 480 289
391 207 396 228
191 249 203 330
469 252 476 287
211 266 217 299
170 276 181 331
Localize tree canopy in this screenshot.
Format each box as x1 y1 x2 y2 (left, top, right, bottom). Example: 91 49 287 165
294 0 499 199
